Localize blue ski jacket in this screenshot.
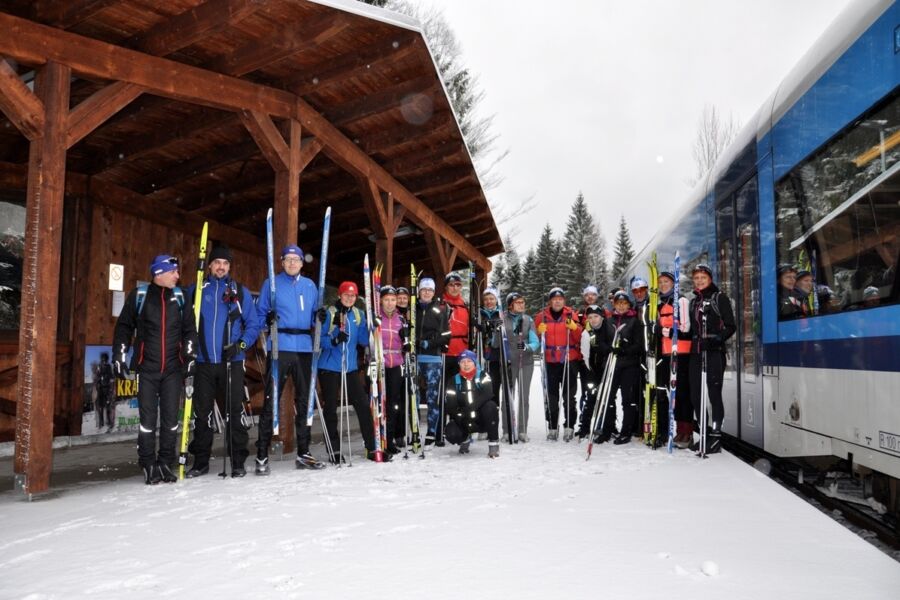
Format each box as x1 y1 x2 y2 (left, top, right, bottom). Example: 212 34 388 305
186 276 261 364
318 302 369 373
256 271 318 353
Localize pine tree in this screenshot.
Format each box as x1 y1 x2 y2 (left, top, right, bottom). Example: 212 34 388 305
589 218 611 295
489 234 521 302
559 193 603 306
521 249 539 315
530 225 558 313
611 215 635 281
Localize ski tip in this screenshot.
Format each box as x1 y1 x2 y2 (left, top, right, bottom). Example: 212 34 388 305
267 207 273 218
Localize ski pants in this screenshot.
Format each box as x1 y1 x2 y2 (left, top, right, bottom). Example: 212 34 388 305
576 360 590 413
189 361 249 469
384 365 404 444
319 369 376 454
545 361 577 430
450 400 500 443
508 355 534 437
420 361 443 437
597 364 640 438
577 365 604 435
136 369 182 468
487 359 502 404
657 354 693 427
257 351 312 457
689 350 725 432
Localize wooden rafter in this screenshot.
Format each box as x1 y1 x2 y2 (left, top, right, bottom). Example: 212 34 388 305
128 0 269 57
239 110 290 171
137 140 261 194
325 74 436 127
33 0 117 29
210 13 350 77
66 81 143 149
358 110 453 154
359 177 388 238
0 58 44 141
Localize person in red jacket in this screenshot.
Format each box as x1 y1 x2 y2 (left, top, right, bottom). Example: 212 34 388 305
535 287 582 441
442 272 469 386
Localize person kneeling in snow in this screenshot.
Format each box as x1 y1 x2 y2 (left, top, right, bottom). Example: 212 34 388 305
443 350 500 458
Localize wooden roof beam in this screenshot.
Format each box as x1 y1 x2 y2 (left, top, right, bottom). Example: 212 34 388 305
403 166 476 197
239 110 290 171
0 12 298 117
136 140 261 194
0 57 44 141
288 30 420 96
210 13 351 77
128 0 270 57
66 81 144 149
33 0 117 29
325 74 437 127
357 110 453 155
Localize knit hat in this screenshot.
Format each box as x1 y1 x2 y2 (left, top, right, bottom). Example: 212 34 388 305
612 291 633 305
395 287 410 296
864 286 880 299
796 270 812 279
150 255 179 276
458 349 477 364
585 304 603 316
483 287 500 301
547 287 565 300
445 272 463 284
659 271 675 283
338 281 358 296
777 263 797 276
281 245 304 260
380 285 397 297
208 244 233 263
692 263 714 278
506 292 523 307
418 277 436 291
631 277 648 290
582 285 599 296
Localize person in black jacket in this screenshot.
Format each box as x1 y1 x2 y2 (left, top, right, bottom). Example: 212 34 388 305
113 254 199 484
688 264 736 454
443 350 500 458
593 291 644 445
415 277 451 445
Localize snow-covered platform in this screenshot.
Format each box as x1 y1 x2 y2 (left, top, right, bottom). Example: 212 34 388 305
1 428 899 599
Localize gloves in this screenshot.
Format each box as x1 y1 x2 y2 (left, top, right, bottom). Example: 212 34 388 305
421 340 430 350
611 346 623 356
266 311 277 328
661 327 672 338
222 340 246 362
316 307 328 323
401 341 411 354
184 358 196 379
536 322 547 336
516 340 526 351
565 318 578 331
399 326 410 340
332 330 349 346
184 376 194 398
372 315 382 329
113 359 129 379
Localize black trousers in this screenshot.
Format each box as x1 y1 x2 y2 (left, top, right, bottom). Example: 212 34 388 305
577 364 603 435
597 364 640 437
256 351 313 457
320 369 376 453
545 361 577 429
689 350 725 431
452 400 500 443
136 369 182 468
384 365 404 443
657 354 694 423
188 361 249 469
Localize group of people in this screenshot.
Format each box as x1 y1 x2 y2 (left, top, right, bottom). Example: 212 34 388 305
113 243 736 485
778 262 882 318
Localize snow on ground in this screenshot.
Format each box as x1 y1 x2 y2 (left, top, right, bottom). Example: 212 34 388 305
2 377 900 599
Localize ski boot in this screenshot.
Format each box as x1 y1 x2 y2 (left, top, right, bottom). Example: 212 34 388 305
255 456 271 476
186 464 209 479
143 463 162 485
519 433 529 443
563 428 574 442
707 432 722 454
424 434 435 446
459 438 471 454
592 432 610 445
547 429 559 441
231 464 247 478
158 462 178 483
488 442 500 458
366 449 393 462
296 453 326 470
613 433 631 445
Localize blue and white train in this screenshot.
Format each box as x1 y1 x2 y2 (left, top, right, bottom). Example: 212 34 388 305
626 1 900 495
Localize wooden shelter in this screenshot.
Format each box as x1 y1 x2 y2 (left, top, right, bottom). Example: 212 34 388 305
0 0 502 494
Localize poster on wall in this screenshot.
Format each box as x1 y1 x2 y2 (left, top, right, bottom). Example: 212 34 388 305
81 345 140 435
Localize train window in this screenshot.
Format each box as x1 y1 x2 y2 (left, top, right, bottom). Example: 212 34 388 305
775 92 900 318
0 198 25 330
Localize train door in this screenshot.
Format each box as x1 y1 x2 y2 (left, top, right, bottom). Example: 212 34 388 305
715 176 763 444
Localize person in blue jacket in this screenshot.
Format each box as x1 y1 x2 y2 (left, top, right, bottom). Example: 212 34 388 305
255 244 326 474
184 244 261 478
317 281 384 464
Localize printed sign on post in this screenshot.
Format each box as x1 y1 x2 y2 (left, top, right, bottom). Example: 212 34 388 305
109 263 124 291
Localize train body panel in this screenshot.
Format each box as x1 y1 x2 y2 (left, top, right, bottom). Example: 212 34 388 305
626 1 900 481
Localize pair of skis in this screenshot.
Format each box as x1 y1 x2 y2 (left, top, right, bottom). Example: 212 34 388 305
643 252 660 447
585 324 625 460
404 264 424 458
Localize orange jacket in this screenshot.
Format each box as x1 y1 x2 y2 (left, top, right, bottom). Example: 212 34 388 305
659 299 691 355
535 306 583 363
443 292 469 356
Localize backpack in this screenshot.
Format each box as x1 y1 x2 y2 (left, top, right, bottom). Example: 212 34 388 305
136 283 185 315
327 306 362 336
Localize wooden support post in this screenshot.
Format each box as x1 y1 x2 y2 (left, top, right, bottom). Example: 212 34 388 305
14 61 71 496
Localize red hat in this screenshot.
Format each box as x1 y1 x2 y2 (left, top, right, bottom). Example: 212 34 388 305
338 281 358 296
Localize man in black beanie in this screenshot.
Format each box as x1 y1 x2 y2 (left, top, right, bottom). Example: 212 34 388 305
184 244 261 478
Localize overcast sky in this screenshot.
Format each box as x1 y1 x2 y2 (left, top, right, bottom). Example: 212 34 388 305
428 0 854 259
